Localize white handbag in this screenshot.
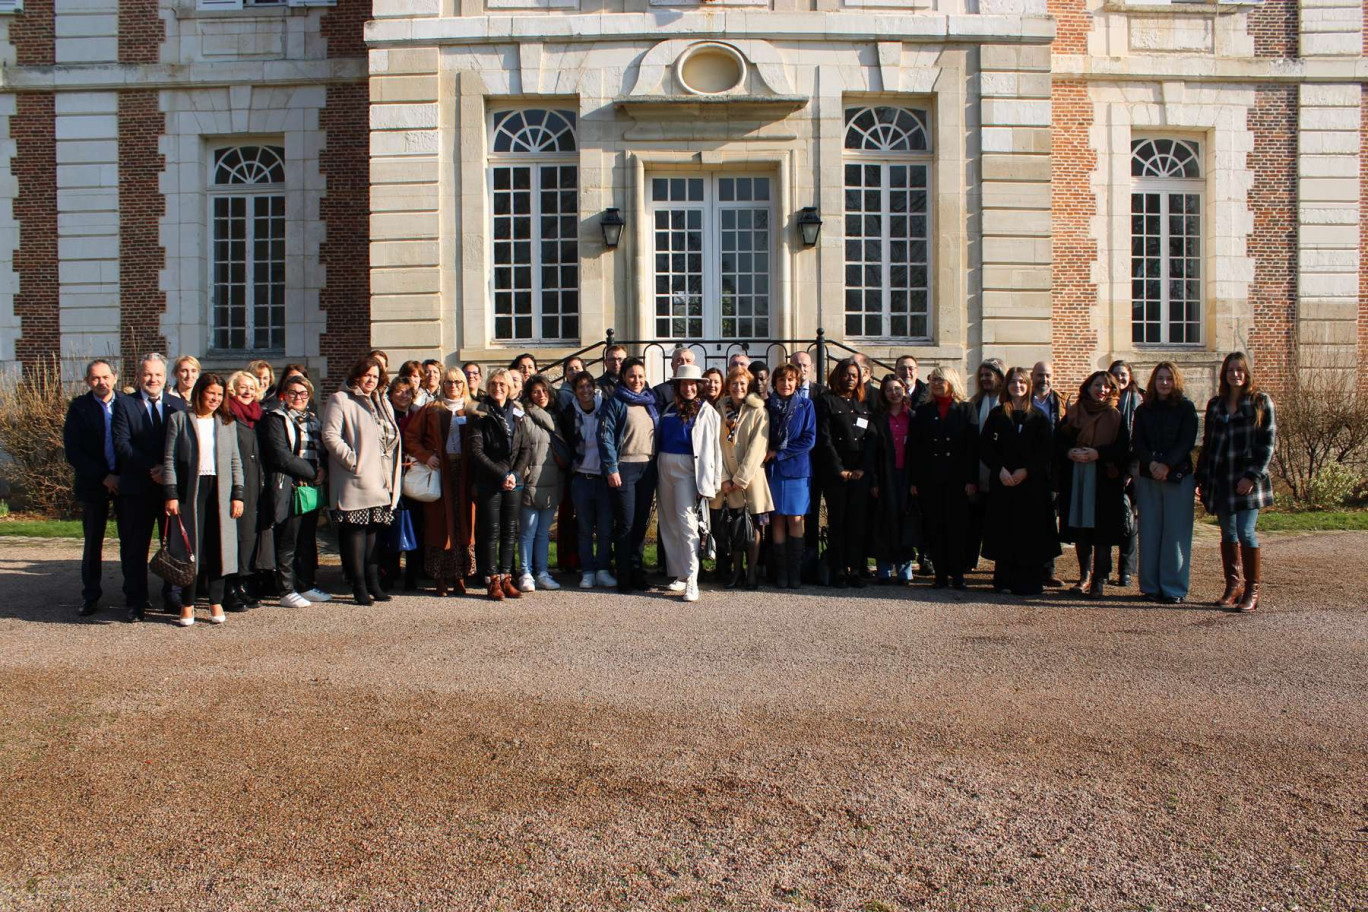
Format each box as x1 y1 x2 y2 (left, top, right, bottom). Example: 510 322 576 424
402 463 442 503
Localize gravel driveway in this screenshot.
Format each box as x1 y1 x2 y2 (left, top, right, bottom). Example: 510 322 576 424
1 531 1365 911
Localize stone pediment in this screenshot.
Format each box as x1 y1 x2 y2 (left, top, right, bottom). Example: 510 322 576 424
616 38 807 121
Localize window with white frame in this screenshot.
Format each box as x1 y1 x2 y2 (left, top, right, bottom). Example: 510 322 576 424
210 144 286 353
842 105 932 340
1131 138 1203 346
489 109 580 343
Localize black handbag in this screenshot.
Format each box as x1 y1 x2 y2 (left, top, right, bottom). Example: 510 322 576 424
150 513 197 588
696 496 716 562
719 505 755 556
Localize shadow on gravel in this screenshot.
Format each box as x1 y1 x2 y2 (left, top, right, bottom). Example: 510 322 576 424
0 556 137 626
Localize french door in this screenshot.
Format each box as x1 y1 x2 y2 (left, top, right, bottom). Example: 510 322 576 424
649 174 774 341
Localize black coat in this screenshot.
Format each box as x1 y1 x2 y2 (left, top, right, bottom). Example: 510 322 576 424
815 391 876 483
468 402 533 490
111 391 187 499
909 399 979 490
871 408 920 561
1055 412 1131 545
234 419 273 571
979 406 1060 564
1133 396 1198 481
259 408 321 526
63 392 115 503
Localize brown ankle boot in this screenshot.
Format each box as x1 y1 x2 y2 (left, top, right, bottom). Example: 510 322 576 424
1215 542 1244 608
501 574 522 599
452 576 467 596
1235 546 1260 612
485 576 504 601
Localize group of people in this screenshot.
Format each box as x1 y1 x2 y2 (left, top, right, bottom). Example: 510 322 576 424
63 343 1275 624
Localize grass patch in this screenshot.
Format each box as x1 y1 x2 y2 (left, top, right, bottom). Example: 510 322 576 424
1199 509 1368 532
0 515 89 538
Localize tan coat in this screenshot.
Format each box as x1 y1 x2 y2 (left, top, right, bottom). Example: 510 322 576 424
710 393 774 514
320 387 403 512
402 402 474 554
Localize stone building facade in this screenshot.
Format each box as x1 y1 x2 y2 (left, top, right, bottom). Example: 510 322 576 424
0 0 1363 396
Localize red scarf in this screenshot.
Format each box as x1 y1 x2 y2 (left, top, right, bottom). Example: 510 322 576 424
229 397 263 428
934 394 952 420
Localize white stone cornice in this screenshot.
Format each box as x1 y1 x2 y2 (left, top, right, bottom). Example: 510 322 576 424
0 57 367 92
364 12 1057 48
1052 53 1368 83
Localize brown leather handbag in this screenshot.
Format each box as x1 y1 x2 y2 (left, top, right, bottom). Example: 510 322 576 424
149 513 197 588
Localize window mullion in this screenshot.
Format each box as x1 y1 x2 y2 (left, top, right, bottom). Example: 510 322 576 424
881 164 893 339
1159 192 1172 346
530 165 543 339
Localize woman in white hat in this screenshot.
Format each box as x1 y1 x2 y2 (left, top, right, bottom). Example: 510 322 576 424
653 364 723 602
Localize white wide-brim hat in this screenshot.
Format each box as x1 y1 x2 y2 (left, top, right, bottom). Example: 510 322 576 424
673 364 703 381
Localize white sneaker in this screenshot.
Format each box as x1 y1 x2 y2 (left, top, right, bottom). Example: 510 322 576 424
518 573 536 592
580 572 595 589
683 577 699 602
595 569 618 588
301 588 332 603
535 572 561 591
667 579 686 593
280 592 311 609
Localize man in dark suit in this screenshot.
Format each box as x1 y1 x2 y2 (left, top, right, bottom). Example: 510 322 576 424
111 353 187 622
63 358 121 616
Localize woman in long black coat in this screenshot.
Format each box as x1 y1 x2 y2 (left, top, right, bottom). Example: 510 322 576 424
871 374 919 584
1056 371 1131 598
910 366 979 590
815 358 877 588
469 368 534 600
980 367 1060 595
225 370 273 611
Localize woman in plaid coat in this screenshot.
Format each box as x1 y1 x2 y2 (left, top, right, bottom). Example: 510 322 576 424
1196 352 1276 612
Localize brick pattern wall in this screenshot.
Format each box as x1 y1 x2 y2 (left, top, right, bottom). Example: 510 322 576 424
117 91 168 367
1360 99 1367 364
1050 81 1098 393
118 0 165 65
1249 0 1299 58
1048 0 1090 55
1247 86 1298 393
316 1 373 380
12 94 59 374
11 0 54 67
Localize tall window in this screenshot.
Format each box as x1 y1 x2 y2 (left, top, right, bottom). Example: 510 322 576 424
843 106 932 340
1131 138 1202 345
210 145 286 352
489 109 579 342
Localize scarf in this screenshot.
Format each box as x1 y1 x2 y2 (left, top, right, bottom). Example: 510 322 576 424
229 397 262 428
441 396 466 413
1069 392 1122 447
770 391 800 453
349 383 399 456
723 397 743 444
489 398 517 444
614 382 660 428
935 394 952 420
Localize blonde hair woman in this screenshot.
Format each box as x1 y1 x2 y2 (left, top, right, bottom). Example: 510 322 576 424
909 366 979 590
710 366 773 589
168 355 201 402
222 370 273 612
402 367 476 596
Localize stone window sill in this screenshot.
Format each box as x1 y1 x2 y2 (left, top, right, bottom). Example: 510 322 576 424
1104 1 1258 15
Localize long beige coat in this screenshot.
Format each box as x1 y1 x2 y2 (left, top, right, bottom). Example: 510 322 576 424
321 387 403 512
710 393 774 514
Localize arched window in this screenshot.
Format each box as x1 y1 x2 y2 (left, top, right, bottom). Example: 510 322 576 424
210 144 286 352
489 110 579 342
1131 138 1203 345
842 106 932 340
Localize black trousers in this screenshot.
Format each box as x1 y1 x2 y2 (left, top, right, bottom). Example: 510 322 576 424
119 493 171 608
824 474 871 576
1075 533 1113 583
79 494 114 602
273 509 319 595
476 485 519 577
964 497 987 573
921 483 970 583
609 461 655 575
185 478 226 606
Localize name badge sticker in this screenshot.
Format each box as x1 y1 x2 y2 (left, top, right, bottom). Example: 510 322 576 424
854 417 869 430
512 406 525 418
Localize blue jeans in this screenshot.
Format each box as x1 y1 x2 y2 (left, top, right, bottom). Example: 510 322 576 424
609 460 656 576
571 473 613 572
1135 475 1195 599
519 504 556 578
1216 508 1259 547
876 560 914 582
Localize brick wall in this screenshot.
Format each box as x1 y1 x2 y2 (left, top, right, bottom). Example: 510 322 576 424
322 0 368 59
118 0 165 65
1050 81 1098 393
12 94 58 375
1048 0 1090 55
1360 99 1367 365
1248 0 1299 58
118 91 168 367
1246 86 1298 393
11 0 54 67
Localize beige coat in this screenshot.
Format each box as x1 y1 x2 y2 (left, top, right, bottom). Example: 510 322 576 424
321 387 403 512
710 393 774 514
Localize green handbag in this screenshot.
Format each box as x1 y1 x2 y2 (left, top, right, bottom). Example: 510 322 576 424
292 483 319 516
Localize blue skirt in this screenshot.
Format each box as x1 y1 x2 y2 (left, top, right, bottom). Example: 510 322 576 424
770 475 811 516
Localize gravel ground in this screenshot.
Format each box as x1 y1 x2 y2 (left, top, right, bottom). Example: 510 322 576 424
1 530 1365 912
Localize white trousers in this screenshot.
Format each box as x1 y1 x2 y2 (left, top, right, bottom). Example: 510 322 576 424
656 452 700 582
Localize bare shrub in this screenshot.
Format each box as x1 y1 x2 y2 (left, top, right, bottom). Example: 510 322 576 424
1271 367 1368 509
0 357 79 516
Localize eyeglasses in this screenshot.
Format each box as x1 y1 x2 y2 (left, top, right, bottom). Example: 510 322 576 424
284 390 310 400
443 380 462 387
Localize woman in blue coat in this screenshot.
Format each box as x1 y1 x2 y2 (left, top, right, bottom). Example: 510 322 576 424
765 362 816 589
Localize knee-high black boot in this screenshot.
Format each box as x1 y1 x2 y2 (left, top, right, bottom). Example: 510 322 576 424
339 526 372 606
363 526 392 602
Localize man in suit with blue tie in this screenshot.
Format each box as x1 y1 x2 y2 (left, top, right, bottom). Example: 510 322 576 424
63 358 121 616
112 352 187 622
